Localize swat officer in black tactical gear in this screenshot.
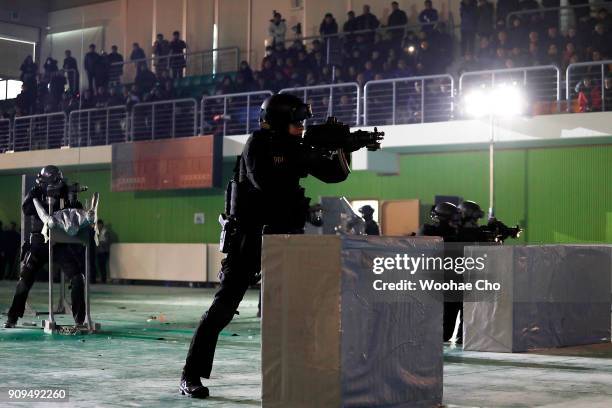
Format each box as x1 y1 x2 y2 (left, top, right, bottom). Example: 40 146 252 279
458 200 522 244
453 200 489 345
418 202 463 343
359 204 380 235
418 202 460 240
179 94 380 398
3 166 86 329
457 200 488 242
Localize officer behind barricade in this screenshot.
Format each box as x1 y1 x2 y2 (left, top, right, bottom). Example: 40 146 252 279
180 94 383 398
418 202 462 343
359 205 380 235
453 200 488 345
454 200 521 344
3 166 86 328
456 200 488 243
458 200 522 244
418 202 460 241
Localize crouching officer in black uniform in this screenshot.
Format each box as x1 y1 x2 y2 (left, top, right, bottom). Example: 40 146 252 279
418 202 463 343
3 165 86 328
180 94 381 398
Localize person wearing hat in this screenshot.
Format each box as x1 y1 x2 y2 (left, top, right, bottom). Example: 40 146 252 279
359 205 380 235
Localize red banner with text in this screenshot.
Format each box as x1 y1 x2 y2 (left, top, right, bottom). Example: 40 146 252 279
111 135 221 191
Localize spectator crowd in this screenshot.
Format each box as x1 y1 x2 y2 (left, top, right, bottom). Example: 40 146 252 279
7 30 189 119
4 1 612 126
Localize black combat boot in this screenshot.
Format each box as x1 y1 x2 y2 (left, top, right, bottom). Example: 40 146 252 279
179 371 209 398
3 315 18 328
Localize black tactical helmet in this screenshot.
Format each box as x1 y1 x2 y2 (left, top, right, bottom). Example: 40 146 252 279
359 205 375 216
458 200 484 222
260 94 312 130
36 165 64 188
430 202 460 225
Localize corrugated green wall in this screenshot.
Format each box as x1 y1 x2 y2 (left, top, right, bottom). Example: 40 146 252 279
1 144 610 243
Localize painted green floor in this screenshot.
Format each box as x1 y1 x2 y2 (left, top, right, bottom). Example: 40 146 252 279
1 281 611 408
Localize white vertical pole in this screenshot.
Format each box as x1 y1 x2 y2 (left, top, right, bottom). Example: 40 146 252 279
488 115 495 219
247 0 252 66
213 0 219 75
47 198 55 327
152 0 158 48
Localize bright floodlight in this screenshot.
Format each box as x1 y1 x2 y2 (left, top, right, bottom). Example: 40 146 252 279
491 85 525 117
464 89 489 118
464 85 525 118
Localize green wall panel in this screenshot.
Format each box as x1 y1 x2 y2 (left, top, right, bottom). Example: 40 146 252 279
0 144 610 244
525 146 612 243
0 174 22 227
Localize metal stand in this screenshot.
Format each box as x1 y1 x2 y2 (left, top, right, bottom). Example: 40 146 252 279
54 273 72 315
22 279 70 317
42 198 100 334
18 175 68 317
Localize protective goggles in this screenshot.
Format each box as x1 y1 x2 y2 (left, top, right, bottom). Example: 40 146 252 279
291 103 313 123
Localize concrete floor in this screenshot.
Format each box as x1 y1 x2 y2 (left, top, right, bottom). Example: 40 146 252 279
1 281 611 408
